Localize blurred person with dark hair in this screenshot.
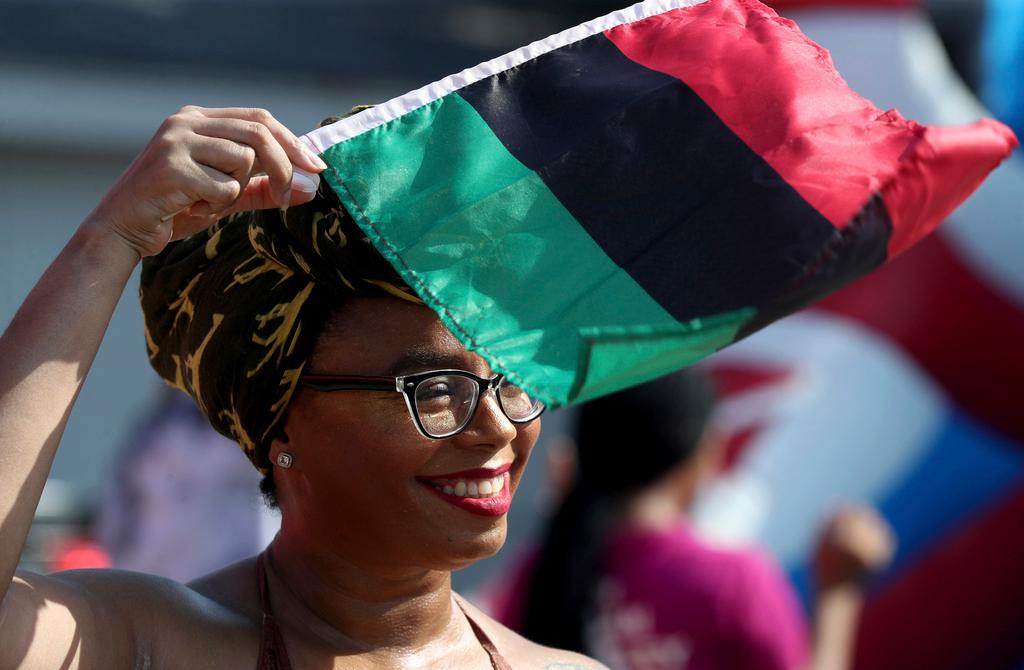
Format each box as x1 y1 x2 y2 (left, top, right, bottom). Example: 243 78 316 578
509 370 895 670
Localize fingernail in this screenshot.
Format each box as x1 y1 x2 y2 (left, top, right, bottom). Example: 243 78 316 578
279 187 291 211
292 170 320 194
305 148 328 171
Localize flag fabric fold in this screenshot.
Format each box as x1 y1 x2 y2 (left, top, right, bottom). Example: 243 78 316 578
300 0 1016 408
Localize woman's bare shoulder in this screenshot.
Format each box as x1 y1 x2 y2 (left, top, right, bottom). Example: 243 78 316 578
453 593 609 670
13 564 244 621
2 561 260 670
48 555 258 623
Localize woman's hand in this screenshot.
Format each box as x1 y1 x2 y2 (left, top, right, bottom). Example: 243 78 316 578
86 106 328 259
805 505 895 670
813 504 896 591
0 106 327 666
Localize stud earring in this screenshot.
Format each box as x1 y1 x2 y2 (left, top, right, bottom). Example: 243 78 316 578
276 452 294 469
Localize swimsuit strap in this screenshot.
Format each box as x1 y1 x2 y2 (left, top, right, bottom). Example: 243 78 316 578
256 552 293 670
256 552 511 670
456 599 514 670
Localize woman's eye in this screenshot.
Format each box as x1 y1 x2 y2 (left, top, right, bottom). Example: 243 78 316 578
420 383 453 402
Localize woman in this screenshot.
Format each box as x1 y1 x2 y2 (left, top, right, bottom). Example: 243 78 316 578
0 106 604 669
507 371 893 670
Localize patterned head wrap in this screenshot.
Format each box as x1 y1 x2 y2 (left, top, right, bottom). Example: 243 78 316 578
140 115 419 472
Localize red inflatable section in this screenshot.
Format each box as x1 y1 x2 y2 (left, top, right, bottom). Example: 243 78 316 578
820 232 1024 444
855 485 1024 670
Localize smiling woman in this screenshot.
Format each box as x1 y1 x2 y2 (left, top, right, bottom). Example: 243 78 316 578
0 106 604 670
266 296 542 576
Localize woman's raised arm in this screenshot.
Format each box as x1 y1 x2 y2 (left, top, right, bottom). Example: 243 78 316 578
0 106 325 668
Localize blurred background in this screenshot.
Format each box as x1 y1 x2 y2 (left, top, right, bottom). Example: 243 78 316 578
1 0 1021 668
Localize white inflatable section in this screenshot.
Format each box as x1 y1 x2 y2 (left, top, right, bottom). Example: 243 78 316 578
788 8 1024 307
691 312 946 568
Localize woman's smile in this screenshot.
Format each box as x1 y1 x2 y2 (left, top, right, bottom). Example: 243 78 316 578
417 463 514 516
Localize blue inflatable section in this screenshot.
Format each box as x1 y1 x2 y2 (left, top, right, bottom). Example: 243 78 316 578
788 408 1024 607
983 0 1024 138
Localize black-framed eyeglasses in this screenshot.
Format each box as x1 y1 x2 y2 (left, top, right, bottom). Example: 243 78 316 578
299 369 545 439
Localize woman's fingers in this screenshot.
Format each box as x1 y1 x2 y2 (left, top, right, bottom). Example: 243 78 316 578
185 106 328 174
88 106 324 258
169 117 322 226
191 135 256 191
192 162 246 209
164 162 246 238
182 106 329 209
222 174 320 215
189 116 294 208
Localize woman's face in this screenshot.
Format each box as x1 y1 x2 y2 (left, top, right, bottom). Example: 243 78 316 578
274 296 540 573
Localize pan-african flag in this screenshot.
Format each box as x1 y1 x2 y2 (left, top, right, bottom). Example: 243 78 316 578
299 0 1016 408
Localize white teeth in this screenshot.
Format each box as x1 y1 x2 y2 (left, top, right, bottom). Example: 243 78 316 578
432 474 507 499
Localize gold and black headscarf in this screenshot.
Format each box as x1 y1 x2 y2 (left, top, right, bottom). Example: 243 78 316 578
140 126 418 472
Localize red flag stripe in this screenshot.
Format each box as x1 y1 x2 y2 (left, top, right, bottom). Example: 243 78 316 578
880 120 1018 256
604 0 1016 257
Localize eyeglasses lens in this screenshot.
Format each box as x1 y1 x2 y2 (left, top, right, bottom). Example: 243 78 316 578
497 378 544 421
413 374 545 437
414 374 479 437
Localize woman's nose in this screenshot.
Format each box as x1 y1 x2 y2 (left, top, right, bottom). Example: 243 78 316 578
457 388 517 446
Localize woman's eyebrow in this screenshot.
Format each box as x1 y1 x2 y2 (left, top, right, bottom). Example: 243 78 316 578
386 349 464 375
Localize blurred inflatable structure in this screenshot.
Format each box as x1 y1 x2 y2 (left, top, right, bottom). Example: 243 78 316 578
982 0 1024 140
692 1 1024 668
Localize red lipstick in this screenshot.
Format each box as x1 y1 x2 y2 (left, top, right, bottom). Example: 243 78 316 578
418 472 512 517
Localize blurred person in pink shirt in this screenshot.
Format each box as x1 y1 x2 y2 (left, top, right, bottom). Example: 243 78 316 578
495 370 894 670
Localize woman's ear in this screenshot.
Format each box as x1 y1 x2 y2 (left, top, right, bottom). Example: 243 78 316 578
269 428 293 468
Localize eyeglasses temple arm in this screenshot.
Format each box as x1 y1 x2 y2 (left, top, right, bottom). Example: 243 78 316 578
299 376 397 392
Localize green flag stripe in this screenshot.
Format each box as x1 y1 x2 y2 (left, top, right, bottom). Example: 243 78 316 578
321 93 753 406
